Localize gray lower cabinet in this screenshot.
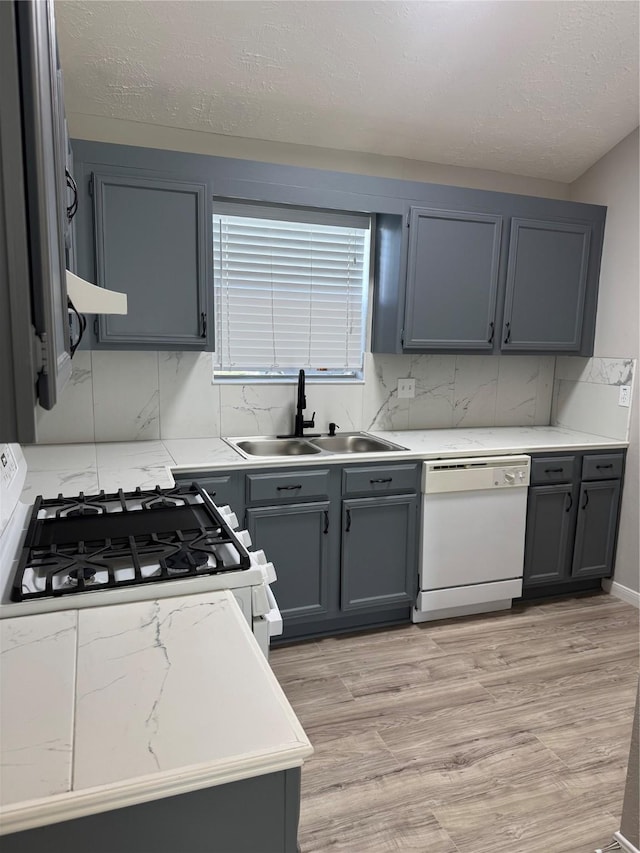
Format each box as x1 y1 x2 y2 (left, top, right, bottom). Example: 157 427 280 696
502 218 591 352
1 768 302 853
91 170 213 350
523 451 624 596
246 501 331 621
523 484 575 585
571 480 622 579
181 472 243 513
341 495 416 610
403 208 502 350
239 462 419 640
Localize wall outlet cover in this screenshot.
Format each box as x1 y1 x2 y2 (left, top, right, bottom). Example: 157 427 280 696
618 385 631 407
398 378 415 399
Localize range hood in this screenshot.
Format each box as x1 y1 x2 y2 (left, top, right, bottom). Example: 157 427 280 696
66 270 127 314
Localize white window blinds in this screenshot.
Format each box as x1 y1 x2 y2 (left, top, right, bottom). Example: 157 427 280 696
213 205 370 373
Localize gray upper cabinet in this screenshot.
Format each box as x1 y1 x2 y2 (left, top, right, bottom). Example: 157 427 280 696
502 218 590 352
403 208 502 350
373 193 605 357
92 171 213 349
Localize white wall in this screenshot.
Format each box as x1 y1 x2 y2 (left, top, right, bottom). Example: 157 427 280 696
68 114 570 199
569 128 640 595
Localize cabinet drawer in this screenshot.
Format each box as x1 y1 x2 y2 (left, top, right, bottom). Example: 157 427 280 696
195 476 238 509
530 456 576 485
582 453 624 481
342 464 418 496
246 469 330 504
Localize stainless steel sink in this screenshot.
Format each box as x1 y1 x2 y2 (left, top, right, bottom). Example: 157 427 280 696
233 438 321 457
309 434 404 453
225 432 407 458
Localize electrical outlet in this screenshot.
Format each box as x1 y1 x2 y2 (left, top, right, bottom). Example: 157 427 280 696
397 378 415 399
619 385 631 407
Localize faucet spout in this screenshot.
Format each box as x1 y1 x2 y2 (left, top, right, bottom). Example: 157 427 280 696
297 369 306 415
293 369 317 437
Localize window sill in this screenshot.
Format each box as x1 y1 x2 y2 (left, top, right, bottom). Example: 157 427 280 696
211 376 365 386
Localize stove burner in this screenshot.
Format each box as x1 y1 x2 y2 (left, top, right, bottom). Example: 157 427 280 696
12 483 251 602
66 506 102 517
164 547 210 573
68 567 97 584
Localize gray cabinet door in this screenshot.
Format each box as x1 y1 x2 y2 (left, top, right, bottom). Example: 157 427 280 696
246 501 331 621
571 480 621 579
502 218 591 352
341 495 417 611
93 172 212 349
403 208 502 351
523 484 575 586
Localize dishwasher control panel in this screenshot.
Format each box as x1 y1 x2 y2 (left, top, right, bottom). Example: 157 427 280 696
423 455 531 493
493 465 529 487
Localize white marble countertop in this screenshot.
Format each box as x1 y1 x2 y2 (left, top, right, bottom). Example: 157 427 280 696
20 427 627 501
0 590 312 836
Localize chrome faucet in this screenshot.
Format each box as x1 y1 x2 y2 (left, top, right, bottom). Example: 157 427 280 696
293 369 317 437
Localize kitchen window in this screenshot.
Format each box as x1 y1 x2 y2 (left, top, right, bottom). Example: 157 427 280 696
213 203 371 380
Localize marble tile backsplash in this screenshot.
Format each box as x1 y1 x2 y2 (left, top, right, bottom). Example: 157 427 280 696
35 351 557 444
551 357 636 441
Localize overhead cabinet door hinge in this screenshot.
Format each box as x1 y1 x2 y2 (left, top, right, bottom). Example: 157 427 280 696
31 329 48 379
88 174 94 197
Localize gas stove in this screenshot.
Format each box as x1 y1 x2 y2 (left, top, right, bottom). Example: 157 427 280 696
13 483 251 601
0 449 281 654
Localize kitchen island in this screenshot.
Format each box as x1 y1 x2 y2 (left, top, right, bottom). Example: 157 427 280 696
0 590 312 852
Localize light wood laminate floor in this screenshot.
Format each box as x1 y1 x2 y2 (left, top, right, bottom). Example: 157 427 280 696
270 593 639 853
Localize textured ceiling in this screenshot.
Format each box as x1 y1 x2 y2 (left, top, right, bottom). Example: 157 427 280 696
55 0 640 182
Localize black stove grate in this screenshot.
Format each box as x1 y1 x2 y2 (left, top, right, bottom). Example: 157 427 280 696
12 484 251 601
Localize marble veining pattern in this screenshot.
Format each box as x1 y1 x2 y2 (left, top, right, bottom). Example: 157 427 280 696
452 356 500 427
92 351 160 442
30 352 637 444
161 437 243 468
35 351 95 444
551 357 636 442
555 356 635 386
73 592 311 790
362 353 411 431
0 612 77 806
18 426 628 504
219 384 294 436
159 352 221 439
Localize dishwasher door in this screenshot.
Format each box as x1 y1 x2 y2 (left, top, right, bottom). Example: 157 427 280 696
415 455 530 622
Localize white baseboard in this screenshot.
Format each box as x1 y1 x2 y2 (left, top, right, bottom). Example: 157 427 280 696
614 830 640 853
602 579 640 608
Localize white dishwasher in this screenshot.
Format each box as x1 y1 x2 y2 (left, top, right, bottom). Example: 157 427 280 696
413 454 531 623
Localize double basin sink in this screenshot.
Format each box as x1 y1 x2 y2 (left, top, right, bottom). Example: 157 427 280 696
226 432 407 459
